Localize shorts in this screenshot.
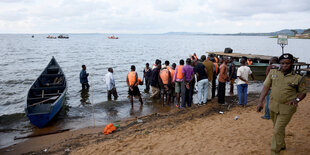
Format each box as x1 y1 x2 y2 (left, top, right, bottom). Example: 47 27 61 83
161 85 172 95
128 86 141 96
230 78 235 85
175 81 182 93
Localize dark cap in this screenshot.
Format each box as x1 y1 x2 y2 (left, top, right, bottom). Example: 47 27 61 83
279 53 294 62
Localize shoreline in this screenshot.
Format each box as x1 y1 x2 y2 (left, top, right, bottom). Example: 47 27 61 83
1 80 309 154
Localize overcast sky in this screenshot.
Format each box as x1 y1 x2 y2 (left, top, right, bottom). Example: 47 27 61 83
0 0 309 34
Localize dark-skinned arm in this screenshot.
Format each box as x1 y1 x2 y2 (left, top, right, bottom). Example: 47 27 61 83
250 73 255 81
286 93 307 107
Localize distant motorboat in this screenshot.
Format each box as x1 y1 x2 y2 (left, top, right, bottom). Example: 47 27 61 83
108 35 118 39
47 35 57 39
32 35 34 38
58 34 69 39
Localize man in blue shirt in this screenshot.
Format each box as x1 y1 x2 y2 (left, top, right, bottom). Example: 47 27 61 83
80 65 89 90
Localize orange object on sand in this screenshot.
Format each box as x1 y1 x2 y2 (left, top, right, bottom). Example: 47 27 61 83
103 123 117 135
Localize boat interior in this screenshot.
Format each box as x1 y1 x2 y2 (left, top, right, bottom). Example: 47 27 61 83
27 65 66 114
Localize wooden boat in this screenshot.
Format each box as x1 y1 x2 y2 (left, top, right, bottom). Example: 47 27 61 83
108 35 118 39
25 57 67 128
58 34 69 39
208 52 275 80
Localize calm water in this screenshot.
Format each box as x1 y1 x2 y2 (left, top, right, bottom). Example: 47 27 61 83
0 34 309 148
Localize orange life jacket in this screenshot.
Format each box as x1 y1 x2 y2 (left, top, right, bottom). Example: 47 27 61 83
103 123 117 135
176 65 184 80
214 57 219 63
213 63 219 74
247 59 253 65
127 71 138 86
160 69 170 84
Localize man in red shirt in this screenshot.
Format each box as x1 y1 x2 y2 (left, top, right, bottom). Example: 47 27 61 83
218 57 229 104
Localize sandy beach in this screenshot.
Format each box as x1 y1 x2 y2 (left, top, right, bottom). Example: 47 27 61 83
1 89 310 155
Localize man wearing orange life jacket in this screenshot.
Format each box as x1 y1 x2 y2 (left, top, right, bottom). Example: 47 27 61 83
165 60 172 70
191 53 198 61
247 58 253 65
214 57 219 63
173 59 185 107
159 65 172 106
165 60 176 103
127 65 143 107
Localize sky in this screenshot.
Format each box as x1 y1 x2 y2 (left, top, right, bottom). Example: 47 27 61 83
0 0 309 34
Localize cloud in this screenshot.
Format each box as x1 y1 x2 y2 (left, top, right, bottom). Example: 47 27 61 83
0 0 309 33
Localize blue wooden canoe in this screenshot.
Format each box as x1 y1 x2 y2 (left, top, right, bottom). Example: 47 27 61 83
25 57 67 128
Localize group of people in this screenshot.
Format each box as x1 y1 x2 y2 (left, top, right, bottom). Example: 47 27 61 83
79 52 307 155
79 53 258 108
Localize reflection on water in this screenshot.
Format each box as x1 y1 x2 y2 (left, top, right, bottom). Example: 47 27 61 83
130 104 143 116
80 89 90 105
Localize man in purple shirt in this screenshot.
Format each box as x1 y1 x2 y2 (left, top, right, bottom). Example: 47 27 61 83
181 58 195 107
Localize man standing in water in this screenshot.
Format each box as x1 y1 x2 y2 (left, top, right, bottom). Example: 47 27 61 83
173 59 184 107
80 65 89 90
159 65 172 106
181 58 195 107
257 53 306 155
236 58 255 106
105 68 118 100
127 65 143 107
143 63 152 93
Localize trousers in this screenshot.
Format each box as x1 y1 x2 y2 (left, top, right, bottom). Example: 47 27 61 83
181 81 193 107
197 79 208 104
270 110 294 155
237 84 248 105
218 82 226 104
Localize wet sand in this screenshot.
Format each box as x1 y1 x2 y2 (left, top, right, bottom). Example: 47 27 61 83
1 91 310 155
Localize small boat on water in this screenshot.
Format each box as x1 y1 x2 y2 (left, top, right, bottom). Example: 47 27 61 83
25 57 67 128
47 35 57 39
58 34 69 39
108 35 118 39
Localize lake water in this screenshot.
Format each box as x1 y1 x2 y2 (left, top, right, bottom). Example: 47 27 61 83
0 34 309 148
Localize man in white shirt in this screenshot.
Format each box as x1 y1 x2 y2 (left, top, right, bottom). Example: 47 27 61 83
105 68 118 100
236 58 255 106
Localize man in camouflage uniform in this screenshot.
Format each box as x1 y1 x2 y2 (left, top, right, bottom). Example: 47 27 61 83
257 53 307 155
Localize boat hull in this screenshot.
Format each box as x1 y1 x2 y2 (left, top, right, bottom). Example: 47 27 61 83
25 57 67 128
26 92 66 128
